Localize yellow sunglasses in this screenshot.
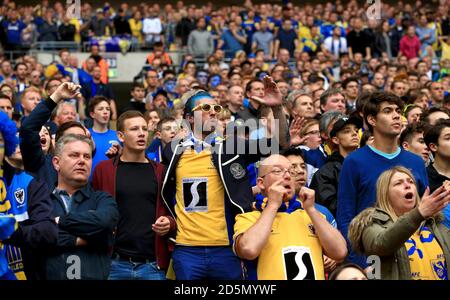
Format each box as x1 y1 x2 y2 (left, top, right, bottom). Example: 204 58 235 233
191 103 223 114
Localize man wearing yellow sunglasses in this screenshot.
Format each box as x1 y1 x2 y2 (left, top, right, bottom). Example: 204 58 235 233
161 76 288 280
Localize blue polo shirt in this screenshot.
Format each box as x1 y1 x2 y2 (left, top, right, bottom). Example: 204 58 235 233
2 20 26 45
221 29 245 57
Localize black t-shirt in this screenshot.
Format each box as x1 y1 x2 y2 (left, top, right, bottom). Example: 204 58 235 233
427 163 450 193
347 30 371 55
114 160 157 260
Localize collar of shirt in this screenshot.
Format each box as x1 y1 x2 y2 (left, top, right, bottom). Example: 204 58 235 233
53 188 72 213
183 132 220 153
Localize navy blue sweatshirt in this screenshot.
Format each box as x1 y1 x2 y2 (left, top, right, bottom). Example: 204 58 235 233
20 98 58 191
337 146 429 267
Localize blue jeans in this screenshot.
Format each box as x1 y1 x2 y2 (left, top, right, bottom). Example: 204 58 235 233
108 257 166 280
172 246 243 280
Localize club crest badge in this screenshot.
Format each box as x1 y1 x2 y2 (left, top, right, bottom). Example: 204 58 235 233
14 188 25 205
230 163 245 179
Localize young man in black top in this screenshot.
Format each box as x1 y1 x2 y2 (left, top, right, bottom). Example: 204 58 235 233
424 119 450 228
93 110 176 280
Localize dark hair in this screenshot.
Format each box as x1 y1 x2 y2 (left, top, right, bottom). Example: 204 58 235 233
131 82 145 91
117 110 145 132
340 69 354 77
153 41 164 48
407 71 419 78
88 95 110 113
0 91 12 104
55 121 86 143
342 76 359 90
400 122 429 145
245 79 263 97
363 91 404 133
359 130 373 148
281 147 305 161
146 69 158 77
355 92 371 116
421 107 450 125
14 62 27 71
44 77 62 91
444 94 450 105
424 119 450 152
328 263 368 280
308 73 325 84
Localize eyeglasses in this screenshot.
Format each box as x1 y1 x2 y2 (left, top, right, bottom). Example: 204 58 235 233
260 167 296 178
289 163 306 173
191 103 223 114
305 130 320 136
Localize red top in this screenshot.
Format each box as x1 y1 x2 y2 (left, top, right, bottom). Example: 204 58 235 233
92 156 176 270
399 35 421 59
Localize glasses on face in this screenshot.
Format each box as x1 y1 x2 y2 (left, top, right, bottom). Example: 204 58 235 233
260 167 296 178
191 103 223 114
162 125 179 132
305 130 320 136
289 163 305 174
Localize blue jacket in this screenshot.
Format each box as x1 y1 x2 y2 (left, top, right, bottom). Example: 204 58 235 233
146 138 163 163
1 171 57 280
20 98 58 191
45 184 119 280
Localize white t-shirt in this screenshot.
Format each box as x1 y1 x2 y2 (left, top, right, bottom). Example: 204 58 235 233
323 37 348 58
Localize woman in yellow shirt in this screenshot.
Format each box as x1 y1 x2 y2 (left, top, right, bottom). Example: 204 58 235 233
129 11 143 47
349 166 450 280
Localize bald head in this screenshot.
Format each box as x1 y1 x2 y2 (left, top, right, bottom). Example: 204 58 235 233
257 154 295 201
258 154 289 177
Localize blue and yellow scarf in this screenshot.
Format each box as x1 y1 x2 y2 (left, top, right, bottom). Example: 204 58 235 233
253 194 302 214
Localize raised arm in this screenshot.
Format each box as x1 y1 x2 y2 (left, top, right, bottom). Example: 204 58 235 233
300 187 347 261
234 179 285 260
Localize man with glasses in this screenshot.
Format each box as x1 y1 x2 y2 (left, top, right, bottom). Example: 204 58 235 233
162 76 288 279
233 154 347 279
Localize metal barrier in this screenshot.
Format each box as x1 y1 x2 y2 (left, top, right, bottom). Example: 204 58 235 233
34 41 82 51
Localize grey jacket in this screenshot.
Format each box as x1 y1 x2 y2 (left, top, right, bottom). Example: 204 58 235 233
187 30 214 57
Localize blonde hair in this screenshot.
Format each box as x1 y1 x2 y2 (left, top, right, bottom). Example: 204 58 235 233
218 107 231 120
375 166 420 221
22 86 42 99
300 118 319 137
